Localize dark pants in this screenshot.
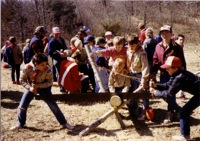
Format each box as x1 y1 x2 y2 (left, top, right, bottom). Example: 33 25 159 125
78 64 88 75
180 94 200 136
88 64 96 92
128 73 149 117
11 64 20 82
81 77 89 93
160 74 180 112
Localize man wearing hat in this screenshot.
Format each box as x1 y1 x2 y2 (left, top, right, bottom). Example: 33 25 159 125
24 26 46 64
48 26 71 92
151 25 186 123
150 56 200 141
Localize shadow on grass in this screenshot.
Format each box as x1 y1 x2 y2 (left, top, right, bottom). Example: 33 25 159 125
1 90 23 101
1 101 19 109
67 124 117 136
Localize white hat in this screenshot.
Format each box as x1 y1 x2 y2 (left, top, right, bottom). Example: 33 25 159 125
105 31 112 36
160 56 182 69
160 25 172 33
52 27 61 34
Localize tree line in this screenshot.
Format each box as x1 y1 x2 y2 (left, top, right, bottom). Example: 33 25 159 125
1 0 200 46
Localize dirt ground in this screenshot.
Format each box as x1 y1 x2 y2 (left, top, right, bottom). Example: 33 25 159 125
1 44 200 141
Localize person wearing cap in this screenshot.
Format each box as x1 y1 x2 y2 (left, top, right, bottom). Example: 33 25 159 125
5 36 23 84
24 26 47 64
92 37 109 92
152 25 186 123
149 56 200 141
48 26 71 92
84 35 97 92
105 31 113 42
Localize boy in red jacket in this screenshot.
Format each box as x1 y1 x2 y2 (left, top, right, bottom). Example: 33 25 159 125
58 51 89 93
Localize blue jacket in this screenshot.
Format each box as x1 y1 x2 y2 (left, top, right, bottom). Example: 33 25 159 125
48 37 67 62
24 35 44 64
155 69 200 97
5 47 15 65
95 46 108 68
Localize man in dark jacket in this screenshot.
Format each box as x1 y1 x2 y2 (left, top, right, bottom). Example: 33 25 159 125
150 56 200 141
48 27 71 92
24 26 46 64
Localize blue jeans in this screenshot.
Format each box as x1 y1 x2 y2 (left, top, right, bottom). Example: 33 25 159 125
180 94 200 136
128 73 149 117
160 74 180 112
95 69 109 93
18 87 67 126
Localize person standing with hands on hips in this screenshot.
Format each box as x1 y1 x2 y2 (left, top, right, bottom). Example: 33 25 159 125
149 56 200 141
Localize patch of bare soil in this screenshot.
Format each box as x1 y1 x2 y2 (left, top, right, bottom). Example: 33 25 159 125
1 44 200 141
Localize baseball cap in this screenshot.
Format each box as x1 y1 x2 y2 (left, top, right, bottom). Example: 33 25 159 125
52 27 61 34
160 25 172 33
105 31 112 36
160 56 182 69
84 35 95 44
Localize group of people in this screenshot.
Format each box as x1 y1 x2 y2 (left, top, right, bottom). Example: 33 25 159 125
2 23 199 141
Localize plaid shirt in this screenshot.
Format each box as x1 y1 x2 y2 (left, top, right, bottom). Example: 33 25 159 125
20 61 53 90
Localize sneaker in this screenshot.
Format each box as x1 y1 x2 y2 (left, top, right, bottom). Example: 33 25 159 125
10 125 24 131
12 81 16 84
172 135 191 141
163 112 173 124
62 123 75 130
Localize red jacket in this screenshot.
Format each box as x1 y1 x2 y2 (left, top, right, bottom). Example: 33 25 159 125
58 60 82 91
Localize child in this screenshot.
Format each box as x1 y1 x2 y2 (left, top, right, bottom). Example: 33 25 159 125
58 51 89 93
91 36 127 67
10 53 74 130
5 36 23 84
93 37 109 92
84 35 97 92
109 58 130 93
150 56 200 141
126 33 150 120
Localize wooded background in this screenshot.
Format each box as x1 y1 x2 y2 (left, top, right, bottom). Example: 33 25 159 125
1 0 200 46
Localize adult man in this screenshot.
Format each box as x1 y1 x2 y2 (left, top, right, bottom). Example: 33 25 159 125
150 56 200 141
152 25 186 123
24 26 46 64
48 27 71 92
